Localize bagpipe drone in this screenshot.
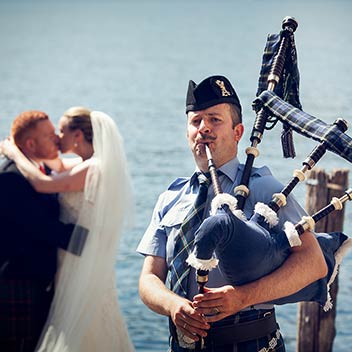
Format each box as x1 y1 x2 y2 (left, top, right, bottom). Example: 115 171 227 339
186 16 352 311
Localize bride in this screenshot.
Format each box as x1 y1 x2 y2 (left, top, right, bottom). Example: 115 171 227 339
2 107 135 352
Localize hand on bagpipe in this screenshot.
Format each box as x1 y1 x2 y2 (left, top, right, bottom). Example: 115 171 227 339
187 17 352 311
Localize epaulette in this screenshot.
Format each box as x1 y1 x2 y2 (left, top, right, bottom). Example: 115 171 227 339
250 165 272 178
238 164 273 178
166 177 190 191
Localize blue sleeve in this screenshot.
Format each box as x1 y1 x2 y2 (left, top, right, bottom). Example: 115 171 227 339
136 193 167 258
136 177 191 259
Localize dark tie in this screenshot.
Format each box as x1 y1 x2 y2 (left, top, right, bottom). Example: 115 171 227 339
170 173 210 297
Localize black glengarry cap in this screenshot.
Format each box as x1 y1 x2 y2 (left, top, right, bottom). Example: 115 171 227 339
185 75 242 114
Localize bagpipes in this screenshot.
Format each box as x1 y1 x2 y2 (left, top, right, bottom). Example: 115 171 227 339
186 17 352 311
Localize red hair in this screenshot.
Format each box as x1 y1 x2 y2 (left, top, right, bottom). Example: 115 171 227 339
11 111 48 146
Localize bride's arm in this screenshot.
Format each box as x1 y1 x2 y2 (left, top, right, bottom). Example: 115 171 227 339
43 156 83 173
34 162 88 193
1 139 88 193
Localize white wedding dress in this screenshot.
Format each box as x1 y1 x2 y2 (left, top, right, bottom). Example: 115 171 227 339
36 111 135 352
57 192 134 352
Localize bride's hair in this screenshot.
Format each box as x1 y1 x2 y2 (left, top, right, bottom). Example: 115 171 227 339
63 106 93 144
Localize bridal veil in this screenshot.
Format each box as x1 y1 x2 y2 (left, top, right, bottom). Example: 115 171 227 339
36 111 134 351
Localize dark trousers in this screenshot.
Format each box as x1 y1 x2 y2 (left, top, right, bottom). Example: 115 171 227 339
170 309 286 352
0 278 53 352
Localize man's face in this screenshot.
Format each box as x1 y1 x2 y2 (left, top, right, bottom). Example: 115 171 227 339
30 119 59 160
187 103 243 171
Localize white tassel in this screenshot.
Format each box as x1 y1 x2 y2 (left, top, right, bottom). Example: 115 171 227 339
210 193 247 221
323 237 352 311
283 221 302 247
210 193 237 215
186 252 218 271
254 202 279 228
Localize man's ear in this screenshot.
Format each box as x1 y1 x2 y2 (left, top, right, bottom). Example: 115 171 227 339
234 123 244 142
24 138 36 153
186 115 190 138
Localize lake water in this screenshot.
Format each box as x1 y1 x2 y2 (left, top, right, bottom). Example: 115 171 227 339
0 0 351 351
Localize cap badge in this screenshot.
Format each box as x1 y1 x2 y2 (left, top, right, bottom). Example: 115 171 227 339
215 80 231 97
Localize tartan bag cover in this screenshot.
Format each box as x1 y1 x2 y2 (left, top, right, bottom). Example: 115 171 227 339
254 90 352 164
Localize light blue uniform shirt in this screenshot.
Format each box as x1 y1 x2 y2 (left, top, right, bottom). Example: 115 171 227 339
137 157 306 303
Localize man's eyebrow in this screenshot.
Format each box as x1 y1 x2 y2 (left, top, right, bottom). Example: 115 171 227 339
206 112 222 117
189 111 222 120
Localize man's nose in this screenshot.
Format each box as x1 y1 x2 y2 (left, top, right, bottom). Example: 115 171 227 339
198 119 211 133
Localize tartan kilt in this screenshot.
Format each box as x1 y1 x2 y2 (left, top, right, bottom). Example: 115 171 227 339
0 278 54 352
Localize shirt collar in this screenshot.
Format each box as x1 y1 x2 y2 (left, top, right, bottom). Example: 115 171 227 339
217 157 240 182
191 156 240 184
29 158 44 170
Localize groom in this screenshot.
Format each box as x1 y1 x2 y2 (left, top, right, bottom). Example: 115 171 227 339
0 111 75 352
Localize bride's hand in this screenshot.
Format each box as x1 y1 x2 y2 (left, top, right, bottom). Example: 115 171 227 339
0 137 19 160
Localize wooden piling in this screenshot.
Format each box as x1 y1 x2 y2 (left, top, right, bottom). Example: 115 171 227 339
296 168 349 352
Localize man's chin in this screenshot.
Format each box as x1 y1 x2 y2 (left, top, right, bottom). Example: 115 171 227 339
193 153 207 171
194 145 207 157
194 149 205 159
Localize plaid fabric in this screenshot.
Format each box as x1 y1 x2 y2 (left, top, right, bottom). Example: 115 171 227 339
256 28 301 158
170 173 210 297
0 278 53 352
256 32 301 110
170 309 285 352
254 90 352 163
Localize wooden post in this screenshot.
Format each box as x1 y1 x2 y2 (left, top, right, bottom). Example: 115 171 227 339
297 168 349 352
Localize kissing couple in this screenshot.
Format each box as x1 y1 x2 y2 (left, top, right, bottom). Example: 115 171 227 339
0 108 135 352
